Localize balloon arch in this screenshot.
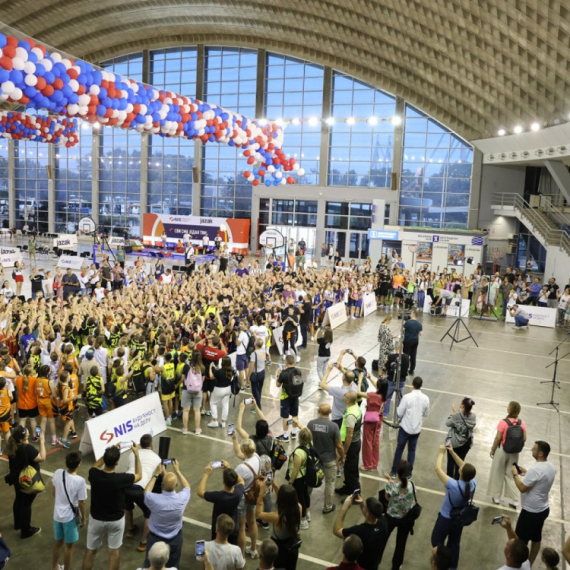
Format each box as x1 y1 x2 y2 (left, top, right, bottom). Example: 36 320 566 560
0 27 304 186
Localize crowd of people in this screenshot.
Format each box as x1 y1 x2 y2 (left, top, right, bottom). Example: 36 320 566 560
0 242 568 570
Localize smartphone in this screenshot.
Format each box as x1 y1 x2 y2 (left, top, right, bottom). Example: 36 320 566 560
352 488 361 497
119 441 133 449
244 398 254 405
35 426 41 438
445 439 452 447
277 363 283 371
345 349 351 354
334 363 339 368
227 424 235 436
212 460 223 469
512 462 522 474
162 458 175 465
492 516 504 525
266 473 273 485
195 540 205 558
287 419 295 426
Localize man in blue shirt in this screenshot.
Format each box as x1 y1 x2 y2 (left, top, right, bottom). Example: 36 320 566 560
402 312 423 376
525 278 542 306
235 263 250 277
143 459 191 569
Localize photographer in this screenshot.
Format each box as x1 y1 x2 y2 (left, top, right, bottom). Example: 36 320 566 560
402 312 422 376
383 346 409 417
508 305 530 330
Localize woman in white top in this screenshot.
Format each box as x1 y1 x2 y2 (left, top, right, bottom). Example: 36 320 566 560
43 270 54 298
0 280 14 303
250 315 270 362
13 261 25 296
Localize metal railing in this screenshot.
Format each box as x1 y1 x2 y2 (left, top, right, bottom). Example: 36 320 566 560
492 193 570 256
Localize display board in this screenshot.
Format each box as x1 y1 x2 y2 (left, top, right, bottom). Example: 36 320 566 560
362 293 378 317
505 306 557 328
57 255 88 270
422 296 470 318
272 325 303 355
322 302 348 329
143 213 250 253
0 247 23 268
53 234 78 250
79 393 167 460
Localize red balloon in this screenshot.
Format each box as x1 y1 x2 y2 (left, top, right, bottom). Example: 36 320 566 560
247 156 255 165
287 177 295 184
5 36 17 48
42 85 54 96
53 78 63 90
243 150 251 157
252 179 259 186
289 158 296 165
3 45 15 58
243 171 251 178
258 169 266 176
36 77 46 90
0 57 13 71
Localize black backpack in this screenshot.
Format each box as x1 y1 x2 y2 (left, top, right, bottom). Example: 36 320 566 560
244 331 256 357
281 367 304 398
288 446 324 488
161 377 176 395
502 418 525 454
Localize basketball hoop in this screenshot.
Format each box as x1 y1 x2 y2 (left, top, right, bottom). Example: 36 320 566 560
491 248 503 273
408 244 419 253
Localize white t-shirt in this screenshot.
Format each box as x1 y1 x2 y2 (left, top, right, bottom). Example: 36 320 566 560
558 294 570 310
520 461 555 513
250 325 268 343
497 561 531 570
52 469 88 523
235 454 261 492
236 331 249 356
94 287 106 302
161 273 173 284
182 233 190 245
205 541 245 570
202 235 209 246
127 448 162 489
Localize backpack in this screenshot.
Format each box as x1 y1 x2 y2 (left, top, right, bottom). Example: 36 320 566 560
448 482 479 527
185 367 203 393
271 438 288 471
161 377 176 395
244 331 256 357
502 418 525 454
281 367 304 398
288 446 324 488
18 459 45 495
244 459 265 505
131 363 149 394
230 371 241 396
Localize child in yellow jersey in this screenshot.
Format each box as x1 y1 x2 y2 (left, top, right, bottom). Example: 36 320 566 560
0 377 13 452
112 366 129 409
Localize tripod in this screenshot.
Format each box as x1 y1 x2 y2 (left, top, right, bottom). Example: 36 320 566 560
537 333 569 412
441 301 479 351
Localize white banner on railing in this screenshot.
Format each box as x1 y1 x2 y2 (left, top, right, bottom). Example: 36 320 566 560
108 236 126 247
53 234 78 250
272 325 303 355
505 305 557 328
0 248 23 268
362 293 378 317
323 302 348 329
57 255 88 271
79 392 167 460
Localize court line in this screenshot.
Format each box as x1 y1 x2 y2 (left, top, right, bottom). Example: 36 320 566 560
359 472 570 525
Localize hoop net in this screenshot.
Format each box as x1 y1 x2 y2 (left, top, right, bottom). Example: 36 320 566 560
408 244 419 253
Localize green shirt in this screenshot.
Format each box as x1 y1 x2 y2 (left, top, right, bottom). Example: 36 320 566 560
116 250 125 262
340 404 362 443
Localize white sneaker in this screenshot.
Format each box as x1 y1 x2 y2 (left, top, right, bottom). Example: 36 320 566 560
296 355 301 363
282 354 287 360
221 421 226 428
492 497 501 504
181 428 188 435
207 420 219 428
300 520 309 530
291 430 297 439
310 337 314 341
195 428 202 435
306 511 311 522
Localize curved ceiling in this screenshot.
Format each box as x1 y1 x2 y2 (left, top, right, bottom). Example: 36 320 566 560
2 0 570 141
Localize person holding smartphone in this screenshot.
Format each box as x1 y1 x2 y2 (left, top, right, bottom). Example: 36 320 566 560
203 514 245 570
445 398 476 480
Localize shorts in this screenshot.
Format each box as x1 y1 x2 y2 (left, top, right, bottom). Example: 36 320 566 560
160 392 175 401
0 421 10 433
236 354 249 372
124 485 150 518
280 396 299 419
181 390 203 409
38 399 54 418
18 407 39 418
15 275 24 283
58 405 73 422
515 508 549 543
54 518 79 544
202 379 215 393
86 514 125 550
237 494 256 518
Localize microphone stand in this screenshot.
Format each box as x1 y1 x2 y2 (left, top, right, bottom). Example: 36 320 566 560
537 333 570 412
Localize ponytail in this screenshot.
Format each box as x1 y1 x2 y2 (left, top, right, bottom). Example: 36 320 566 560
461 463 477 501
396 459 411 490
22 364 33 393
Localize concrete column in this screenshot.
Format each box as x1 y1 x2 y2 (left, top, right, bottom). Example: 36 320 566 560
255 49 266 119
8 140 15 227
390 96 405 225
48 144 55 233
196 45 205 101
544 159 570 204
468 148 483 230
91 130 100 225
142 49 150 83
139 133 148 229
250 186 261 251
193 45 205 216
315 196 327 255
369 199 386 262
318 67 333 185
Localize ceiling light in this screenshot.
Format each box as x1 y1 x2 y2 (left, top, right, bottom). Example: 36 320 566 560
325 117 335 125
346 117 356 125
308 117 319 127
391 116 402 126
291 118 300 125
497 129 506 136
513 125 523 134
368 117 378 125
530 122 540 131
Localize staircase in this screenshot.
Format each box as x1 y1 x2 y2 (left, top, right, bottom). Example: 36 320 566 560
491 193 570 256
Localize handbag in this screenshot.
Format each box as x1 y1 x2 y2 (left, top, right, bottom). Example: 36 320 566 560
18 448 45 495
62 470 83 526
448 482 479 527
407 481 422 521
459 414 474 449
364 411 380 423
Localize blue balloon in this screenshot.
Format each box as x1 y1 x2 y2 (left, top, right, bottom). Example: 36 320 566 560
92 70 102 84
136 114 146 124
102 97 112 108
0 69 8 83
17 40 31 51
152 112 160 122
265 179 272 187
9 69 24 86
27 51 38 64
24 86 37 98
99 87 108 99
96 104 106 116
43 71 55 84
0 34 6 49
273 179 280 186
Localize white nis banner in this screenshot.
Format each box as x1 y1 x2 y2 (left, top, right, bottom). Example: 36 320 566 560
324 302 348 330
362 293 377 317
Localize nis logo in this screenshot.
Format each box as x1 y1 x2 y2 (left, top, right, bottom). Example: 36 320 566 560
99 420 134 444
169 217 182 222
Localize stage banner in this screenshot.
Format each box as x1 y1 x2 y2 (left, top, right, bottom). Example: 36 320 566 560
362 293 377 317
505 306 557 328
323 302 348 329
79 393 167 460
272 326 303 355
0 247 23 268
142 213 250 252
53 234 78 250
108 236 126 247
57 255 88 270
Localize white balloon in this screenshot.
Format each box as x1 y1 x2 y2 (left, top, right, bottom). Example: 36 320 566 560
24 74 37 87
293 163 300 171
51 52 62 63
126 103 133 113
297 168 305 176
23 61 36 75
61 58 72 69
2 81 15 94
31 47 43 59
139 104 147 115
15 47 29 61
68 79 79 92
11 88 22 100
40 58 53 72
12 57 25 71
78 94 90 106
281 179 287 185
275 171 283 179
67 104 79 115
78 105 88 115
89 84 100 96
267 165 275 173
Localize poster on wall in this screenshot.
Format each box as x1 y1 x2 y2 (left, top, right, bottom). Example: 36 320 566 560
417 242 433 262
448 244 465 265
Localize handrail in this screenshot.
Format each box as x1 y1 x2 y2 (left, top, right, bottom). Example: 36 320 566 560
492 193 570 255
